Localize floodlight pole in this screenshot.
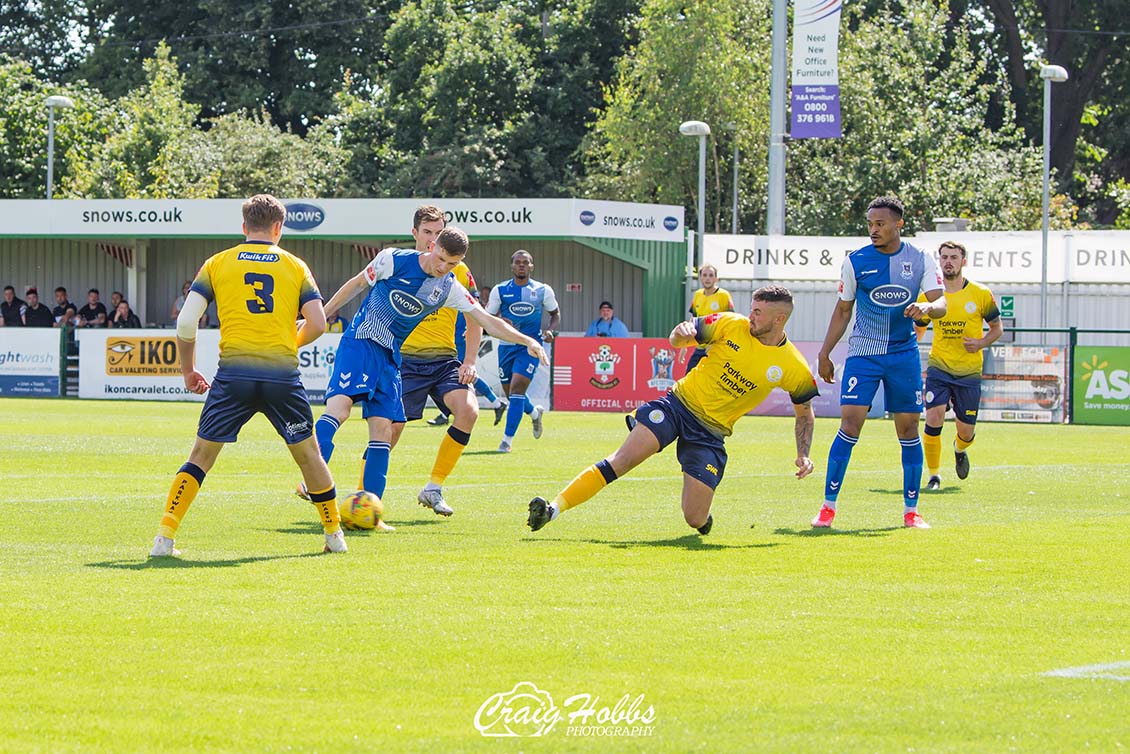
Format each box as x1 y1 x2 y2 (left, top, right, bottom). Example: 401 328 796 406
1039 65 1068 339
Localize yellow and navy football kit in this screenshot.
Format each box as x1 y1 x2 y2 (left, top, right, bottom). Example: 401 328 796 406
685 287 735 373
918 279 1000 425
633 312 818 488
189 241 322 444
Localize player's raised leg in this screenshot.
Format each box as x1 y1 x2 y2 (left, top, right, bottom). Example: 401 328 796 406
681 474 716 535
527 422 661 531
151 437 223 557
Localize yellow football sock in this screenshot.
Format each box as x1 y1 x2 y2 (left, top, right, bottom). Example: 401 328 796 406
955 434 974 452
553 461 617 512
159 463 205 539
429 427 471 485
923 432 942 475
307 486 341 534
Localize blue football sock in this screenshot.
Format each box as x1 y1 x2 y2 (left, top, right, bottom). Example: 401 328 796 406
900 437 924 510
504 394 527 437
523 398 535 415
363 441 391 498
314 415 340 464
824 429 858 505
474 377 498 403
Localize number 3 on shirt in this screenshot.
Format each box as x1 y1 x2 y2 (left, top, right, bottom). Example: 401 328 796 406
244 272 275 313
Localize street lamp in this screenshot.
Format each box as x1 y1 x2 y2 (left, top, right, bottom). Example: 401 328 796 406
1039 65 1068 335
679 120 710 268
45 94 75 200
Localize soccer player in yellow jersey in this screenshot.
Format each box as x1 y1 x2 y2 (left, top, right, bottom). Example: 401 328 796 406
150 194 346 557
684 264 735 373
528 285 818 535
915 241 1003 489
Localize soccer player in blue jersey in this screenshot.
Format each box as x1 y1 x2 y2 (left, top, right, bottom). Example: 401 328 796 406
310 227 548 505
486 250 560 453
812 196 946 529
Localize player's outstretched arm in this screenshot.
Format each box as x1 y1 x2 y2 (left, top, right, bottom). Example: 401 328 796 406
466 306 548 365
322 271 370 322
296 299 327 348
669 320 698 348
792 401 815 479
817 299 853 383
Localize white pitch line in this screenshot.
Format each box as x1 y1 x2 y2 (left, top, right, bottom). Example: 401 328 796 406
1042 661 1130 681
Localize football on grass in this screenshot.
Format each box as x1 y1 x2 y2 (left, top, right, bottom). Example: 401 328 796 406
340 491 384 531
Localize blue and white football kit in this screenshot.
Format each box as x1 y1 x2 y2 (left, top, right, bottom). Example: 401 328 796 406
824 242 943 515
317 249 476 495
486 279 558 444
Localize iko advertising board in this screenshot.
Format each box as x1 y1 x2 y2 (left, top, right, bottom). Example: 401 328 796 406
1072 346 1130 425
0 329 61 396
77 329 340 402
552 337 849 418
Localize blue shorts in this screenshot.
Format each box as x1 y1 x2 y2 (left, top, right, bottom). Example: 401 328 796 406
325 337 406 422
840 351 923 414
197 374 314 445
498 343 539 385
401 356 470 421
925 366 982 425
634 393 727 490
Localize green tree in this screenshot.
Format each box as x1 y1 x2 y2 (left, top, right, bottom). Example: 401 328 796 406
64 43 217 198
581 0 771 233
0 56 111 199
76 0 393 135
785 1 1050 234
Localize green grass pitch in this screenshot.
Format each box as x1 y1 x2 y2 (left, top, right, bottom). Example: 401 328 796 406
1 397 1128 753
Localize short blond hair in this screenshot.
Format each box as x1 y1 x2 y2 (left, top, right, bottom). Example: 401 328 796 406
242 194 286 233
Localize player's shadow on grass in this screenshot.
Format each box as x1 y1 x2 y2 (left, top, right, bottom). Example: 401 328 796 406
86 552 324 570
462 449 510 456
533 535 779 551
868 487 959 496
773 526 901 538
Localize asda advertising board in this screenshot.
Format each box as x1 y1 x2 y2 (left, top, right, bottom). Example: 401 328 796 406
1073 346 1130 426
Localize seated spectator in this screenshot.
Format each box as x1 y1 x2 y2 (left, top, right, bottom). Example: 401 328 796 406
106 291 124 326
77 289 108 327
171 280 208 328
2 285 26 326
110 300 142 328
55 304 79 328
584 301 630 338
22 288 55 327
326 313 347 333
52 287 73 323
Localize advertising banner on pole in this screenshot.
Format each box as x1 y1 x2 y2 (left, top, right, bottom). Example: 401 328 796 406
1072 346 1130 425
791 0 844 138
0 329 61 396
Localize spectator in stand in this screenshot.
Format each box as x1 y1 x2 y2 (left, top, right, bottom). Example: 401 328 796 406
111 300 142 328
584 301 630 338
2 285 27 326
171 280 208 328
55 304 79 328
52 287 73 323
106 291 124 325
326 312 347 333
78 289 108 328
22 288 56 327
